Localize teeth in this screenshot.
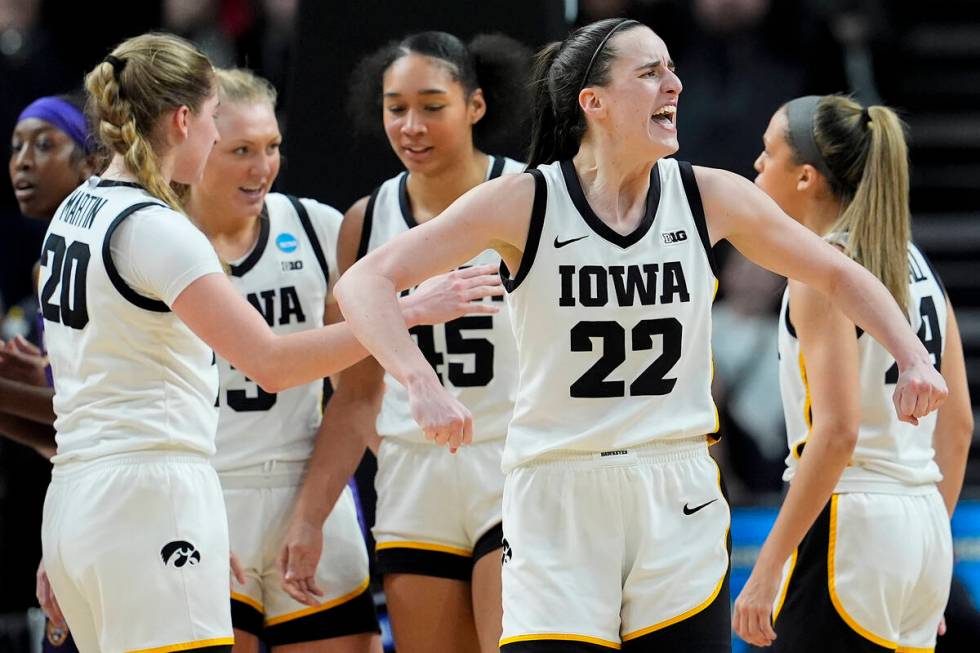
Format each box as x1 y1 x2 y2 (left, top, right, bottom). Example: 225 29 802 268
652 105 676 119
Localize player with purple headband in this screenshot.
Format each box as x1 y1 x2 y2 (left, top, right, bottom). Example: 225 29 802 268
2 92 97 653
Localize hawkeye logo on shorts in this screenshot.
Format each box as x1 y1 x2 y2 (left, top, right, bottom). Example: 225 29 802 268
161 540 201 568
276 232 299 253
662 230 687 245
502 538 513 564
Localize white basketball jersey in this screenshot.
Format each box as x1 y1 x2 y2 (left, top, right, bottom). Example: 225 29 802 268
41 178 222 463
211 193 342 472
779 241 946 491
501 158 719 471
360 156 523 443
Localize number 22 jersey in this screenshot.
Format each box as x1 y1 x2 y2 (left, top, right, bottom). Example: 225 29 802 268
500 159 719 471
358 156 523 444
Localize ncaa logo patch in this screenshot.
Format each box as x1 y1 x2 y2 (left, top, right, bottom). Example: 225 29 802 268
161 540 201 568
276 232 299 253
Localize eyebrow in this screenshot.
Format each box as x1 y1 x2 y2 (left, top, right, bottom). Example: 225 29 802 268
383 89 449 98
636 59 676 72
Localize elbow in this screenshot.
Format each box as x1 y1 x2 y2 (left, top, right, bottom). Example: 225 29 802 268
816 420 859 455
333 272 355 313
245 358 289 394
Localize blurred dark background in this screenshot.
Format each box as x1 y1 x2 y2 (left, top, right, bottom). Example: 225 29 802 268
1 0 978 650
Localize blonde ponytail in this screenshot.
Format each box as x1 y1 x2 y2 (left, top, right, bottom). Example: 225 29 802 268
84 33 214 211
796 95 912 315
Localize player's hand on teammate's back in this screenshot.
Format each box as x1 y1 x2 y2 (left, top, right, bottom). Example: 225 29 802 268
278 517 326 606
400 263 503 327
36 561 66 629
408 375 473 453
893 359 948 426
0 335 48 387
733 563 780 647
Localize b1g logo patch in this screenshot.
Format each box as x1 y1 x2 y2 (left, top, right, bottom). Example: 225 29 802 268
161 540 201 568
275 232 299 253
662 230 688 245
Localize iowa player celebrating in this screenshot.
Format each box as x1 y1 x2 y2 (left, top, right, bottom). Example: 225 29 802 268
185 68 382 653
279 31 527 653
335 19 947 653
39 35 502 653
734 96 973 652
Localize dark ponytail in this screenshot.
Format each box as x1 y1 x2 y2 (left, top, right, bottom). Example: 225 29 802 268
348 31 530 152
526 18 644 167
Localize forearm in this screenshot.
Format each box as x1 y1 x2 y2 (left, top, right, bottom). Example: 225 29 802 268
755 429 855 571
823 259 929 369
0 412 56 453
934 431 971 517
0 378 55 424
335 273 437 389
293 407 375 525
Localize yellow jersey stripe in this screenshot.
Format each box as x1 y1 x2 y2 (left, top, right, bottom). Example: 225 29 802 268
265 578 370 627
127 637 235 653
772 548 798 623
499 633 621 649
376 540 472 557
827 496 898 649
231 591 263 614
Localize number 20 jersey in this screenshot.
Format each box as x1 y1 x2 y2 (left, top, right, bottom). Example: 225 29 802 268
779 241 946 491
500 159 719 471
359 156 523 444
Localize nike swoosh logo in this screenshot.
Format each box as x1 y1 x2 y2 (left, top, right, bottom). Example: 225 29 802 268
682 499 718 515
554 235 589 248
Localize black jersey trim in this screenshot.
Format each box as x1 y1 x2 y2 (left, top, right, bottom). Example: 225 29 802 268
916 242 947 297
559 159 660 249
228 204 270 277
102 201 172 312
397 172 419 229
677 161 720 279
288 195 330 286
501 169 547 293
784 299 797 339
489 155 506 180
356 186 381 261
96 179 144 189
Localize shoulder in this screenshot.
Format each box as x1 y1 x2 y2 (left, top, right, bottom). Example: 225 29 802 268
338 194 374 272
691 165 757 202
500 156 527 175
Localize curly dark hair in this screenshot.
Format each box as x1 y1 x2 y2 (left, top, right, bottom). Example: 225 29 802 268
348 31 531 153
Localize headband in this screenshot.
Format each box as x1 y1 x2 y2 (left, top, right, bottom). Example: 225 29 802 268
580 19 640 92
17 96 91 154
784 95 836 184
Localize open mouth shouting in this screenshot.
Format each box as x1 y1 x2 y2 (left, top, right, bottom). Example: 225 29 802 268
651 104 677 131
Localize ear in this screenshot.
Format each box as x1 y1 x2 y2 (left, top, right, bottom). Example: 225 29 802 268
578 87 604 120
170 105 192 145
796 163 818 193
469 88 487 125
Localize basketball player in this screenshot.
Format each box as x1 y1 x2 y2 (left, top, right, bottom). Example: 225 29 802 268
1 94 96 453
334 19 948 653
39 33 502 653
733 96 973 652
278 31 528 653
187 67 382 653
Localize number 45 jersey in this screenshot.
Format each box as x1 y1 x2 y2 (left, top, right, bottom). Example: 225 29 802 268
359 156 523 444
779 241 946 491
500 159 720 472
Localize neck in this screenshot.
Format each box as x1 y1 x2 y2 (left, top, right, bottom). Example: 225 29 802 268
186 191 261 242
798 192 843 236
405 149 489 221
573 137 657 225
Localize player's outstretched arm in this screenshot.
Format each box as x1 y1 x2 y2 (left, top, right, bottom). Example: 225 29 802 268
696 166 947 423
335 174 534 450
734 281 861 647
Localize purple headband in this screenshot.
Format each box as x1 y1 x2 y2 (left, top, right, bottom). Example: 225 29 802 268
17 97 91 154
